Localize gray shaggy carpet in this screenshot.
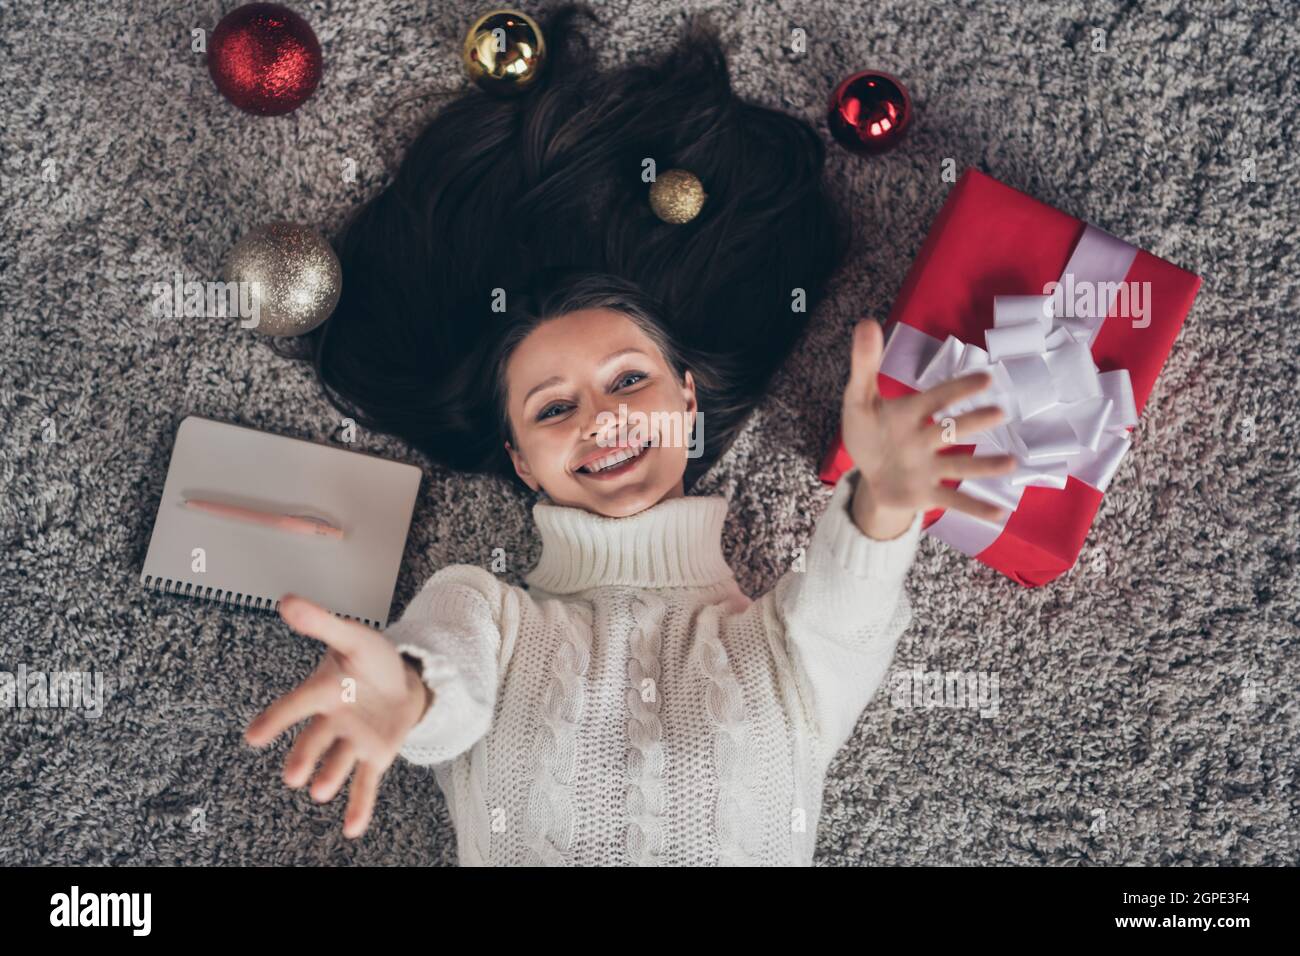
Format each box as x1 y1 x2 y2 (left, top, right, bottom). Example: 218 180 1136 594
1 0 1296 866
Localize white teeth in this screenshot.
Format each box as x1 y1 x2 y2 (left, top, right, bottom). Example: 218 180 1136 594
580 442 644 474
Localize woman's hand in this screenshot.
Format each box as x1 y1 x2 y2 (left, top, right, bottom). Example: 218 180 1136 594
841 319 1018 540
244 594 432 838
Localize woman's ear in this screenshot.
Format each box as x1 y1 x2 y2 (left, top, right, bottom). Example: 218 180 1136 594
682 369 698 427
504 439 541 493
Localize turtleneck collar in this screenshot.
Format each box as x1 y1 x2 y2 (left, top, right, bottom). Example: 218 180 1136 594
523 491 737 594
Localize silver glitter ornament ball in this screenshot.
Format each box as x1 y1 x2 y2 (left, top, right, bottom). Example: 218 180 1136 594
221 221 341 336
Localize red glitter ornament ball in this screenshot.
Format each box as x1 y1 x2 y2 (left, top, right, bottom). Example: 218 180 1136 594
827 71 912 155
208 3 322 116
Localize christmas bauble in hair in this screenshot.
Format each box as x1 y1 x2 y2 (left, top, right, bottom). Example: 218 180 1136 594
827 71 912 154
208 3 323 116
221 222 341 336
463 9 547 94
649 169 707 224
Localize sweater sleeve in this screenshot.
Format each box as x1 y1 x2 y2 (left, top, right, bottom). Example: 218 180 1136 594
766 465 922 767
380 563 508 767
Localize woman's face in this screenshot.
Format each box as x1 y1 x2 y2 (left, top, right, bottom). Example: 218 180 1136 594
504 308 697 517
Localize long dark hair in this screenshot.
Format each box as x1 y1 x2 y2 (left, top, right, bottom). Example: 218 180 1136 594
286 4 850 493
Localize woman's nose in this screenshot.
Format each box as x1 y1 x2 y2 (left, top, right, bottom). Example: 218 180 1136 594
582 393 629 440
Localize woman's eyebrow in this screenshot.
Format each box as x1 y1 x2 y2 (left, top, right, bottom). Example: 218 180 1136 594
522 347 650 406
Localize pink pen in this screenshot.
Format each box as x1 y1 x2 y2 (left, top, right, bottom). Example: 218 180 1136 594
183 499 345 539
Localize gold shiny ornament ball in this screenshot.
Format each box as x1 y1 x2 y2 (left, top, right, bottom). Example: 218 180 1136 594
649 169 707 224
463 10 546 94
221 222 342 337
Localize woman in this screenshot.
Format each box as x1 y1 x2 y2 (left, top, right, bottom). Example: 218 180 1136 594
248 7 1013 864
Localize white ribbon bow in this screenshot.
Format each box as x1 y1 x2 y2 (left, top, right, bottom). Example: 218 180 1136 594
879 224 1141 556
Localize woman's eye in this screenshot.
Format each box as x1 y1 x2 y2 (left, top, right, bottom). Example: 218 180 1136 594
535 373 646 422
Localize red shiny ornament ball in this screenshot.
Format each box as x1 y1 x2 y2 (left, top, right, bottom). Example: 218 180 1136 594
827 70 912 155
208 3 322 116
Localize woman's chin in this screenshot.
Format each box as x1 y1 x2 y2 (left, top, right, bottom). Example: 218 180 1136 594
576 477 662 516
571 466 683 516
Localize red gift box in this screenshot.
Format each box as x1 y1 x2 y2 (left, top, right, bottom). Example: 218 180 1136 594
820 168 1202 586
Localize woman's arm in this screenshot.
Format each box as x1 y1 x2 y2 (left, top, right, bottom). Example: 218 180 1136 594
765 319 1020 765
381 564 511 766
765 464 922 765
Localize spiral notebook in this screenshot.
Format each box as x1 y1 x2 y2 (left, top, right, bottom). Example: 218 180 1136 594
140 416 422 628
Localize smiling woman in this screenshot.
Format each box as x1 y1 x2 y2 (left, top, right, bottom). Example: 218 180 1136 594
493 273 707 515
243 6 954 866
282 2 849 492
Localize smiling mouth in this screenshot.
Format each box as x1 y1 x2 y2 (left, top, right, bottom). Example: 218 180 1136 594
576 436 656 478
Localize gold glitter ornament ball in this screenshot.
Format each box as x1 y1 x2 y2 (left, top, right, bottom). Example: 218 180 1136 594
648 169 707 224
463 9 546 94
221 222 341 337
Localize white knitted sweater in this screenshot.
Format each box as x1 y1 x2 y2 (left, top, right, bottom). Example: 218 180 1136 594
384 464 921 866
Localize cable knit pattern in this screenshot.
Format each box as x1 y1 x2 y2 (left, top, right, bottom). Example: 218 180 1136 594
383 465 921 865
520 600 593 866
693 603 764 866
624 593 668 865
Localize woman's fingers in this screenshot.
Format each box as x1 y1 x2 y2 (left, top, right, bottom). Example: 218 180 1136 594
278 593 369 658
343 761 382 839
936 453 1018 481
930 405 1006 446
913 371 994 419
245 674 337 748
846 319 884 402
283 714 339 789
933 485 1007 524
310 739 357 804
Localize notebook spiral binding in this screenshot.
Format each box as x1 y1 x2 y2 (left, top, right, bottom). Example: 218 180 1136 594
141 574 381 629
